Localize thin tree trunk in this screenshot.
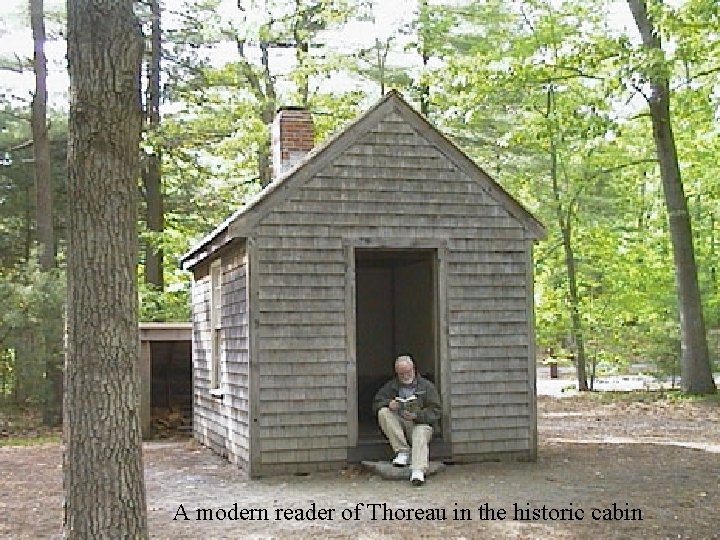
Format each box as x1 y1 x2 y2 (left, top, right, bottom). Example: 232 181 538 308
711 213 716 294
24 183 32 262
374 37 390 95
551 146 588 391
30 0 54 271
547 86 588 391
235 35 275 185
627 0 715 394
418 0 430 116
30 0 62 426
259 41 276 185
64 0 148 537
143 0 164 290
293 0 310 107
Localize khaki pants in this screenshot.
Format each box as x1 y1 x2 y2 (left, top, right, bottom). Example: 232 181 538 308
378 407 433 472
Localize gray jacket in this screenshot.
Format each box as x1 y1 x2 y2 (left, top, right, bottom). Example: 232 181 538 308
372 374 442 429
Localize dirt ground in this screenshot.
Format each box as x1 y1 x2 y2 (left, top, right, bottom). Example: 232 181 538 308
1 394 719 539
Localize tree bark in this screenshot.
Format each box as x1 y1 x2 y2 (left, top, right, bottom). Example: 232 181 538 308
551 139 588 392
30 0 62 426
418 0 430 116
143 0 164 290
627 0 716 394
30 0 54 271
293 0 310 107
259 40 276 186
64 1 148 537
236 36 275 186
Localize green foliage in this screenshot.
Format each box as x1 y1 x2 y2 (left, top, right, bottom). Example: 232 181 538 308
0 106 68 269
0 349 16 399
0 258 64 405
0 434 60 447
427 0 719 380
139 283 190 322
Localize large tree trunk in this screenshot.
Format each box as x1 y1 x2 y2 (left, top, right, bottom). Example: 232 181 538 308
143 0 164 290
64 1 148 537
627 0 715 394
30 0 62 426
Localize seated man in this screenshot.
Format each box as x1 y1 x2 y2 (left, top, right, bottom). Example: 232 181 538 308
372 355 441 486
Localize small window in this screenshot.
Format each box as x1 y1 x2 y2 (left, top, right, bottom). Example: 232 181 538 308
210 260 222 392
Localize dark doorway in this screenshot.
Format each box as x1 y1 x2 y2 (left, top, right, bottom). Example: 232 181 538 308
150 340 192 434
355 249 438 443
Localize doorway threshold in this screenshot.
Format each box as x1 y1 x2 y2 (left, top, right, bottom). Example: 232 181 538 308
348 439 451 463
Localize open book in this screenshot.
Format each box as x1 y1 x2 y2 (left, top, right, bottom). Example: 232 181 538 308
395 394 420 414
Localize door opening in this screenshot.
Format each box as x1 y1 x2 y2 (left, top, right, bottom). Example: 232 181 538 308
355 248 438 442
150 340 192 435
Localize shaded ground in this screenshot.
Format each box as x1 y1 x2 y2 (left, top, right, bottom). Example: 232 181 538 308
1 394 719 539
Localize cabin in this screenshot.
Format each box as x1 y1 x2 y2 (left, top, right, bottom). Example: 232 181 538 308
180 90 545 477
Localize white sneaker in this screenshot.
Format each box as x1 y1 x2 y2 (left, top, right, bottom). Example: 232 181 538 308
410 469 425 486
392 451 410 467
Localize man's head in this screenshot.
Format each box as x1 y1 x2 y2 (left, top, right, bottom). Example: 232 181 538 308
394 355 415 385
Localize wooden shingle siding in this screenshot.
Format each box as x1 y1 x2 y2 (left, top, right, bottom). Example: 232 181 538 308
260 435 348 452
260 299 345 313
451 345 527 358
452 369 530 383
252 234 346 471
450 335 528 348
258 411 347 427
248 111 534 470
261 398 347 414
450 322 528 336
290 188 502 207
452 403 530 419
191 273 229 455
191 243 250 467
453 428 529 444
259 311 343 325
453 392 528 407
454 440 530 455
258 352 346 364
260 448 347 465
312 169 486 186
221 244 250 467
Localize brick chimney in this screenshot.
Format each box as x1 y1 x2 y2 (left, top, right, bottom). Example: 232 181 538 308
271 106 314 178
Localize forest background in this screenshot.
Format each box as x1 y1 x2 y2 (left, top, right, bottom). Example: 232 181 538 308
1 0 718 418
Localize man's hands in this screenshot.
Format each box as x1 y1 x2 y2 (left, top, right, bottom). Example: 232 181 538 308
388 399 417 420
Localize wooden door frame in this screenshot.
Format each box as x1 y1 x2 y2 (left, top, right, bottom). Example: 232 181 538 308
344 239 451 448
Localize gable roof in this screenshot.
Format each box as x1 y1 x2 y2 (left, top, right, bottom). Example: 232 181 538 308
181 90 545 270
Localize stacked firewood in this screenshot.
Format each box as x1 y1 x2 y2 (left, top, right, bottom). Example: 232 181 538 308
150 407 192 439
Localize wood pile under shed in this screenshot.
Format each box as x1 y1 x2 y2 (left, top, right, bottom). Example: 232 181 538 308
138 323 192 439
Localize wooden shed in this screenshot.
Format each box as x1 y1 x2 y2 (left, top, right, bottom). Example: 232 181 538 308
138 322 192 437
181 90 545 477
